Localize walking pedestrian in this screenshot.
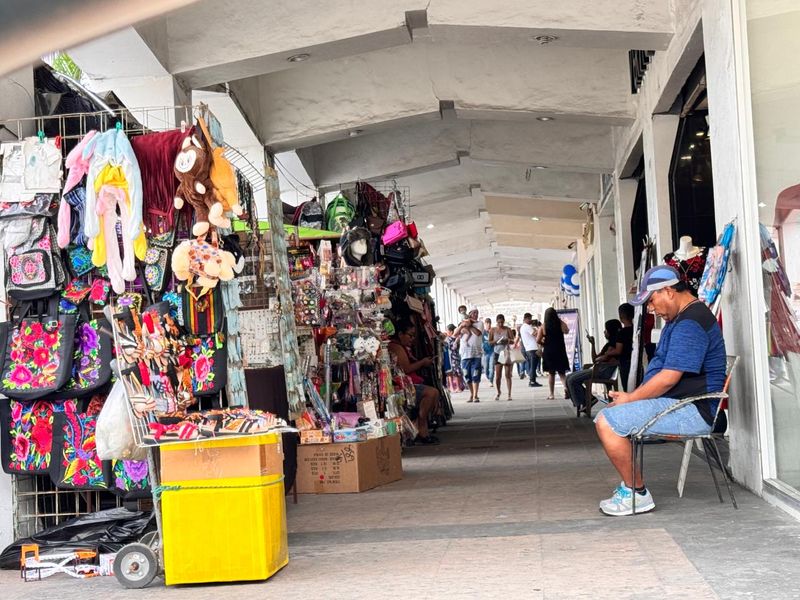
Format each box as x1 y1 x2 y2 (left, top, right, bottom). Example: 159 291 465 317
519 313 543 387
537 307 570 400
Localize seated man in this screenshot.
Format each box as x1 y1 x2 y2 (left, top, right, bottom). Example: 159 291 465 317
566 318 623 413
594 265 726 516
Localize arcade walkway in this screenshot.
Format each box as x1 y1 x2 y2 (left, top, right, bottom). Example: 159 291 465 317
3 386 800 599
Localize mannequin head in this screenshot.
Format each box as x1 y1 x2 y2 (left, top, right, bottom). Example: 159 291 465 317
674 235 701 258
350 238 368 260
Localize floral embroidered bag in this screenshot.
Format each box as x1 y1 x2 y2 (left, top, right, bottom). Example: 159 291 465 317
0 399 77 475
185 331 227 396
1 297 77 400
5 217 66 300
45 304 112 400
50 408 108 490
107 459 150 499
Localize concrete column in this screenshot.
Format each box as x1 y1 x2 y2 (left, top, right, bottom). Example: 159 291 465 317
0 66 34 550
642 114 679 259
614 178 638 298
595 212 621 319
702 0 768 494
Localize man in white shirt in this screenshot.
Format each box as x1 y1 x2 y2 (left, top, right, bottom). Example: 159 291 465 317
455 307 484 402
519 313 543 387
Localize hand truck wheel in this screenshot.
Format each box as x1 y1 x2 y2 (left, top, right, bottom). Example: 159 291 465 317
113 542 159 589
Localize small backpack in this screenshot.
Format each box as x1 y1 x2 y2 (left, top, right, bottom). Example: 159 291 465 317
297 197 323 229
325 193 355 232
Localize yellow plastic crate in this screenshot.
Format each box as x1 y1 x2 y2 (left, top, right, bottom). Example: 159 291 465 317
159 434 288 585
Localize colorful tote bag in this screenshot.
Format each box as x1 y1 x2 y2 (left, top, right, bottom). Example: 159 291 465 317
182 285 225 335
0 399 77 475
1 299 77 400
187 332 227 396
46 315 113 400
107 459 150 499
50 410 108 490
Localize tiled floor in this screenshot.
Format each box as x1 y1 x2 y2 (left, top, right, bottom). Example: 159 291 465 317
3 383 800 599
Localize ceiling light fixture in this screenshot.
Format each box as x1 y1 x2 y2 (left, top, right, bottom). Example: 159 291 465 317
533 34 559 45
680 155 692 160
427 223 435 229
287 53 311 63
536 116 555 122
696 131 706 137
531 165 547 170
348 129 364 137
530 216 540 222
758 202 767 208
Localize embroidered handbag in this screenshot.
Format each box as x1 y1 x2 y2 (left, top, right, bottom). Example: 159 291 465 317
46 307 112 400
6 218 65 300
107 459 150 499
0 399 77 475
186 332 227 396
143 228 176 293
1 298 77 400
50 409 108 490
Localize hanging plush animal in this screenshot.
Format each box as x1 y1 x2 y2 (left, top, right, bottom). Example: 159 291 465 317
173 134 215 237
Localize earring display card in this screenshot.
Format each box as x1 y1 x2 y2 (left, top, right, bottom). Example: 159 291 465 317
239 309 282 367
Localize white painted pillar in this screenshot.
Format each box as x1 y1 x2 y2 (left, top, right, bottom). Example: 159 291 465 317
615 178 638 298
642 114 679 259
0 66 35 550
595 213 621 319
702 0 768 494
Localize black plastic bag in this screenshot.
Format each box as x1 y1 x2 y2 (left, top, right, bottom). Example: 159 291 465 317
0 507 154 569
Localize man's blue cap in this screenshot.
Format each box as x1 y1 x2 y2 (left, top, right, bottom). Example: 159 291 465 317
630 265 681 306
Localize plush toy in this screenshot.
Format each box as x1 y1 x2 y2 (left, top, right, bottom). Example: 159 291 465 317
171 237 237 293
174 134 215 237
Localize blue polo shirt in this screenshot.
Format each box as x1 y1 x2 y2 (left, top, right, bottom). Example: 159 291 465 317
642 301 726 424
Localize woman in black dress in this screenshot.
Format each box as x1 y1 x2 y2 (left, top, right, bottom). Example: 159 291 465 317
536 307 570 400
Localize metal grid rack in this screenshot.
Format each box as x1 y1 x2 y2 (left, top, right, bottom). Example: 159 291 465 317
11 474 123 540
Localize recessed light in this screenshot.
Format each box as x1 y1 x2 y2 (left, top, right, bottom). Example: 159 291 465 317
688 144 696 150
531 165 547 170
287 53 311 63
533 34 559 45
348 129 364 137
530 216 540 221
537 116 555 122
695 131 705 137
680 155 692 160
758 202 767 208
427 223 435 229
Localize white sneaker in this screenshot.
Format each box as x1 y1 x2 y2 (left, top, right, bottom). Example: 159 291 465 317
599 483 655 516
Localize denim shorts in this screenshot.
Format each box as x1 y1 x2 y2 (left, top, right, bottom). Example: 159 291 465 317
595 397 712 437
461 357 482 383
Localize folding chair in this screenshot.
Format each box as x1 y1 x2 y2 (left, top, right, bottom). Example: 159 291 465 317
581 364 619 418
629 356 739 515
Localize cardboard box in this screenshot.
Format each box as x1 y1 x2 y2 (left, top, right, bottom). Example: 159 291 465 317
296 434 402 494
300 430 332 445
160 433 284 483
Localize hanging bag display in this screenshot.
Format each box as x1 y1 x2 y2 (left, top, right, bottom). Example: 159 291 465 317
142 228 176 293
1 297 77 400
107 459 150 499
0 399 78 475
181 285 228 396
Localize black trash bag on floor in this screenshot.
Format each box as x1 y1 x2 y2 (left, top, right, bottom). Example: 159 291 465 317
0 507 154 569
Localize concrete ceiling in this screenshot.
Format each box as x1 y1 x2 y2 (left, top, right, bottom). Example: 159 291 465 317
62 0 679 305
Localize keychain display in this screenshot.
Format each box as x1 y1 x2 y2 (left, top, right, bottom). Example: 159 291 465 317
292 276 321 327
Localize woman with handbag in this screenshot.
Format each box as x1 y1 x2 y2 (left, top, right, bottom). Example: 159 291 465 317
537 307 571 400
489 314 516 401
